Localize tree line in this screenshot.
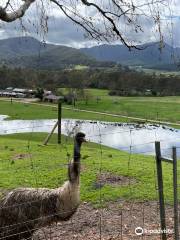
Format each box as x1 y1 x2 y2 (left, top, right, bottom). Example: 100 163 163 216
0 66 180 96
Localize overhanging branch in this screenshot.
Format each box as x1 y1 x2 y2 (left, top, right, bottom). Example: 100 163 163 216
0 0 167 50
81 0 142 49
0 0 35 22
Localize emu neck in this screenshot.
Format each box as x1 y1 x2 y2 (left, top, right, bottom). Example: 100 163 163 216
74 141 81 162
68 140 82 183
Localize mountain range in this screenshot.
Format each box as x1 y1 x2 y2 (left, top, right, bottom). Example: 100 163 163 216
0 37 98 69
81 43 180 70
0 36 179 70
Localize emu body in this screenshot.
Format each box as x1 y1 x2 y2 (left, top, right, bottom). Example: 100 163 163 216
0 132 85 239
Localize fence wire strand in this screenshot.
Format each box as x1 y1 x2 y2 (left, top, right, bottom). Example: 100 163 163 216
0 117 179 240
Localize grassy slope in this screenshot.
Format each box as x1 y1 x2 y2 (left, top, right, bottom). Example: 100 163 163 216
0 133 179 205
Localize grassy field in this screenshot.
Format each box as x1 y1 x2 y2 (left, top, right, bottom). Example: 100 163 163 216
1 89 180 126
74 65 89 70
129 66 180 76
73 89 180 124
0 133 179 205
0 99 129 123
0 96 179 205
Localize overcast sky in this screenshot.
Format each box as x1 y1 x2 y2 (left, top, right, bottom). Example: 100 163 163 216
0 0 180 48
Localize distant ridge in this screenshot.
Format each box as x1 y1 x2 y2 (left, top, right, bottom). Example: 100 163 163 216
0 37 97 69
0 37 180 70
81 42 180 70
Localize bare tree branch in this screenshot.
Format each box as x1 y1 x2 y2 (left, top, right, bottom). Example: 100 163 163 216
3 0 11 10
0 0 35 22
80 0 140 49
0 0 169 49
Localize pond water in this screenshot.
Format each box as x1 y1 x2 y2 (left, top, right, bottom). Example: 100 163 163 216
0 115 180 157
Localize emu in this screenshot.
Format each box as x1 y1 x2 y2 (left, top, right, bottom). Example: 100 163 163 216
0 132 86 240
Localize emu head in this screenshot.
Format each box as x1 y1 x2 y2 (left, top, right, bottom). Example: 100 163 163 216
75 132 86 145
69 132 86 182
74 132 86 160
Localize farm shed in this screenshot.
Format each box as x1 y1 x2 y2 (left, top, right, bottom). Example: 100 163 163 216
43 94 64 103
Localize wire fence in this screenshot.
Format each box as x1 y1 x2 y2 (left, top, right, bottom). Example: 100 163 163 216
0 118 179 240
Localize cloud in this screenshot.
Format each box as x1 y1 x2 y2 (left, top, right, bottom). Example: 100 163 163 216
0 0 180 48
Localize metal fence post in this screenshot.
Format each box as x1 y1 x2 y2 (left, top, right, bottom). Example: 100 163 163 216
155 141 167 240
58 100 62 144
172 147 179 240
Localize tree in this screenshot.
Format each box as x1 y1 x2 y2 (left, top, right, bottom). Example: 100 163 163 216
35 87 44 101
0 0 168 49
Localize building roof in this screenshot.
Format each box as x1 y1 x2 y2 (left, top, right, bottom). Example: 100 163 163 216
6 87 13 91
44 94 64 101
44 90 52 95
13 88 27 93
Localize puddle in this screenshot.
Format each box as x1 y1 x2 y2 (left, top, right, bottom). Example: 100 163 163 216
0 115 179 157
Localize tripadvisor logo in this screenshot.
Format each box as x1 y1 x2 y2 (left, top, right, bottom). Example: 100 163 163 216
135 227 144 236
135 227 174 236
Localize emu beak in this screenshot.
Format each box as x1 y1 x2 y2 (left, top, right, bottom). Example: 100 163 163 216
80 136 86 142
82 137 87 142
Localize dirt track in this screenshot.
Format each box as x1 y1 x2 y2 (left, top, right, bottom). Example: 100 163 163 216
33 200 176 240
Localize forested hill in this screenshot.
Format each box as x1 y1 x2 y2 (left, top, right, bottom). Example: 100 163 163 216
0 37 113 69
81 43 180 70
1 37 180 70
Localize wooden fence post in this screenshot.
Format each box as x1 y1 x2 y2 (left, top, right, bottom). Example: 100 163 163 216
43 121 58 145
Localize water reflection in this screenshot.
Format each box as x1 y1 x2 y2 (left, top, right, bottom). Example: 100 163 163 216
0 115 179 157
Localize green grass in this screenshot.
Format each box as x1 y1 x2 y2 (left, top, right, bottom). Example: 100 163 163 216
56 88 180 125
142 68 180 76
0 94 179 206
1 91 180 126
0 133 179 205
74 65 89 70
0 100 129 123
72 89 180 124
0 101 57 120
1 91 180 130
0 92 180 136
